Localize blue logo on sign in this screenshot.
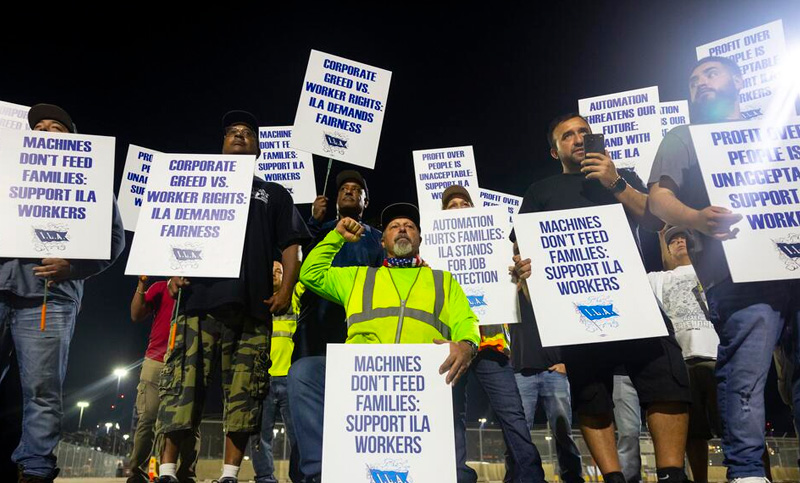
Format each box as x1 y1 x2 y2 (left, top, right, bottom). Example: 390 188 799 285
172 248 202 261
369 469 409 483
577 304 618 321
741 108 763 120
777 242 800 259
466 295 487 308
35 229 68 243
325 134 348 149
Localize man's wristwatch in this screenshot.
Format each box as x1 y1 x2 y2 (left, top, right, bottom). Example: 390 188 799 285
608 175 627 194
461 340 478 359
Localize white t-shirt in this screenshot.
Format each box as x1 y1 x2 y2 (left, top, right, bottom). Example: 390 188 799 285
648 264 719 360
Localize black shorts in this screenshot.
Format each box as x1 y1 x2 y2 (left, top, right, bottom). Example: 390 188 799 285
563 333 691 416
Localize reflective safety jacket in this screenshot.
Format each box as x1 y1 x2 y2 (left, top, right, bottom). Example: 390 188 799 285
479 324 511 355
299 230 480 345
270 313 296 377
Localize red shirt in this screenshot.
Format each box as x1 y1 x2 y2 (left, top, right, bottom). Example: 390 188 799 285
144 281 174 363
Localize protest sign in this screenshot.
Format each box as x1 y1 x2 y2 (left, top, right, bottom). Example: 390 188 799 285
691 118 800 282
420 207 518 325
292 50 392 169
696 20 786 120
125 154 254 278
579 86 662 181
256 126 316 204
477 187 522 223
322 343 456 483
0 129 115 259
413 146 479 213
118 144 161 231
660 101 690 137
513 204 666 346
0 100 30 131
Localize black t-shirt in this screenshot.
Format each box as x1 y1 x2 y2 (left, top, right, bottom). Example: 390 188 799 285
510 170 647 372
183 179 311 321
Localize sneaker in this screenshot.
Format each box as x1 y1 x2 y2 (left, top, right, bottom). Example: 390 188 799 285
18 467 59 483
155 475 180 483
729 478 771 483
211 478 237 483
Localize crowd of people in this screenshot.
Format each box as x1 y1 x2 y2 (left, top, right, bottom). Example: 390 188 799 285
1 54 798 483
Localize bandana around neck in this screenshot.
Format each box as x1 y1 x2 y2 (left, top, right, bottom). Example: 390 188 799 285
383 256 425 268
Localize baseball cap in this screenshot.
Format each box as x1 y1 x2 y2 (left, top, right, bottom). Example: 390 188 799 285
336 169 369 200
441 185 472 209
28 103 76 133
664 225 689 244
381 203 420 231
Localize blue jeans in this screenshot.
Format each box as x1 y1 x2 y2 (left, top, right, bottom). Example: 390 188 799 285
0 295 77 478
514 369 584 483
288 355 475 483
707 279 799 480
250 376 301 483
612 375 642 483
458 351 546 483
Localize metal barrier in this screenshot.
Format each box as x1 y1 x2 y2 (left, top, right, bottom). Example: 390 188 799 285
60 420 799 481
53 441 123 478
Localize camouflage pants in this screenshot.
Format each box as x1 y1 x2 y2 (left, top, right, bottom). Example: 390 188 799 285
158 308 271 435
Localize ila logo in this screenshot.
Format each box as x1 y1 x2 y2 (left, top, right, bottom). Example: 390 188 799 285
322 131 349 156
369 469 409 483
576 304 618 321
32 224 70 254
170 244 204 270
172 248 202 261
466 295 487 308
35 229 68 243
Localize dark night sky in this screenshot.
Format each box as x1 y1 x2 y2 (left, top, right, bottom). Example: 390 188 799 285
3 2 798 434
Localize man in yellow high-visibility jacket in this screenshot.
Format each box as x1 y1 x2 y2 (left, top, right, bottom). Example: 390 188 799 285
287 203 480 483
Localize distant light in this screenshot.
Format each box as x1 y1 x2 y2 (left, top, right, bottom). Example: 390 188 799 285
123 434 130 441
105 422 113 428
478 418 487 424
77 401 90 409
120 394 125 399
280 427 285 434
244 456 250 461
113 368 128 378
545 436 552 441
115 423 120 430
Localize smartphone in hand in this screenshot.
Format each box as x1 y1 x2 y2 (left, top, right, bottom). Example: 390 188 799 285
583 133 605 155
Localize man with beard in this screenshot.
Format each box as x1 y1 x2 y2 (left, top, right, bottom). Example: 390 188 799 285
648 56 799 483
511 112 691 483
293 170 383 359
288 203 481 483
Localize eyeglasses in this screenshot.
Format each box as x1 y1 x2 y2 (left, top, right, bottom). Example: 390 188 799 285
225 126 256 139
